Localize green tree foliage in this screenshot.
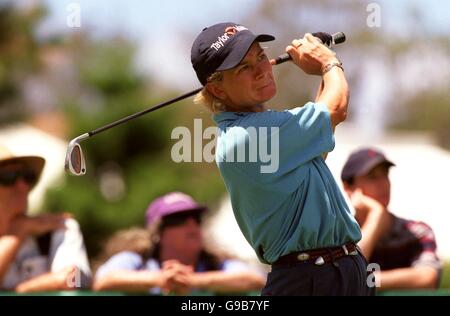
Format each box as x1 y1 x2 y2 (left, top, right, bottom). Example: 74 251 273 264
0 3 46 123
390 89 450 149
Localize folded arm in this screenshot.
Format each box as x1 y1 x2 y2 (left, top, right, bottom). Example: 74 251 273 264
173 270 266 294
93 270 167 292
15 266 77 293
287 33 349 130
376 266 440 290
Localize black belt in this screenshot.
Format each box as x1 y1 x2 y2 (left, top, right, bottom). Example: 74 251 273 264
272 242 359 267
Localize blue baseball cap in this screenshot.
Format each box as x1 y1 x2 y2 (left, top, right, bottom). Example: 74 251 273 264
191 22 275 85
145 192 207 226
341 148 395 183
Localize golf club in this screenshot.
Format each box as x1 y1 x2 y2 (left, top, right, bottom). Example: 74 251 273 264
64 87 201 175
65 32 345 176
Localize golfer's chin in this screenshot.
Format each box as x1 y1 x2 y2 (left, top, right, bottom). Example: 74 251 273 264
257 82 277 102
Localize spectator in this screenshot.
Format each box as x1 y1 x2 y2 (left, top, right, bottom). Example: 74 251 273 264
0 144 91 292
94 192 266 294
341 147 442 290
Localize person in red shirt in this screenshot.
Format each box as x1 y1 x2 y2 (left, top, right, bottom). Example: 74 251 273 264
341 147 442 290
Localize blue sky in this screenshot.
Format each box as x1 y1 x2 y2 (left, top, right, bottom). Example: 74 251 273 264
36 0 450 40
30 0 449 89
38 0 257 37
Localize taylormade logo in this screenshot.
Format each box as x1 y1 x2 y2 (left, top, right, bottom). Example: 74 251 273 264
171 119 279 174
210 25 248 51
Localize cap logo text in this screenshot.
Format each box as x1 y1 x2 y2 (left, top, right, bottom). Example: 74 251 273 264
210 25 248 51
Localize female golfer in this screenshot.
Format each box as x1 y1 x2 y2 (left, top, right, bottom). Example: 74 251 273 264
190 22 374 296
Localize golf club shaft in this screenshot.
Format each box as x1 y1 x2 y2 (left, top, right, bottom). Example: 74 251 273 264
88 87 202 137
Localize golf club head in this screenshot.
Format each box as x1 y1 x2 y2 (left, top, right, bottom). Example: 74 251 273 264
65 133 89 176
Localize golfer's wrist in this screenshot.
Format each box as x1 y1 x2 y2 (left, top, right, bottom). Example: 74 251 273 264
321 60 343 76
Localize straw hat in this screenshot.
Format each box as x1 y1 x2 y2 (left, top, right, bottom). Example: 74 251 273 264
0 143 45 183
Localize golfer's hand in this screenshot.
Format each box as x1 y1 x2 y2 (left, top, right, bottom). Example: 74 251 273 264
286 33 339 75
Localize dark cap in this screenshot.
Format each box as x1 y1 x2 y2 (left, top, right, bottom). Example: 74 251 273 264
341 148 395 183
191 22 275 85
145 192 207 226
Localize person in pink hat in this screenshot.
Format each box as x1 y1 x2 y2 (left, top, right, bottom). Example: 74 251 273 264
0 143 91 292
94 192 266 295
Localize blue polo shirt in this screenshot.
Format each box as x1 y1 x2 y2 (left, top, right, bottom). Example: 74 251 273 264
213 102 361 264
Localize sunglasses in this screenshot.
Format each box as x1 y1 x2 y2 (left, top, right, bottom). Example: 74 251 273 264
0 169 38 187
161 211 202 228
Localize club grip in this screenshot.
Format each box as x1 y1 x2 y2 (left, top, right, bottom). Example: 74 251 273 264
274 53 291 65
333 32 346 44
273 32 346 65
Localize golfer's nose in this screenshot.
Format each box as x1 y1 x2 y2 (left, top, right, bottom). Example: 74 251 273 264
254 64 265 80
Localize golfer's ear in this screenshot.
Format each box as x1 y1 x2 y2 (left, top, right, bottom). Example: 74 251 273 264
206 82 226 100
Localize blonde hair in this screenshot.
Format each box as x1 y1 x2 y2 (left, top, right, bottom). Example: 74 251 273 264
193 72 226 113
92 227 152 273
103 228 152 256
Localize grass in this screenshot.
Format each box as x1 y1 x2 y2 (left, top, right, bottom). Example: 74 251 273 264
439 261 450 288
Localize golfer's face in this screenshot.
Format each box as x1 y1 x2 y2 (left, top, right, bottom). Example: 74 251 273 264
220 42 276 109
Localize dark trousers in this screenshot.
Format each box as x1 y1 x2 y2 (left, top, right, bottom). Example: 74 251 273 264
261 252 376 296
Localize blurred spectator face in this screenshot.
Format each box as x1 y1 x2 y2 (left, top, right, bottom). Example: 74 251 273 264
352 163 391 208
0 162 34 219
159 211 203 264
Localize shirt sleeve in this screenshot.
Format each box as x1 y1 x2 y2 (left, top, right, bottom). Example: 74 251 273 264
48 218 92 287
240 102 334 177
221 102 334 177
408 221 442 272
277 102 335 171
95 251 144 280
